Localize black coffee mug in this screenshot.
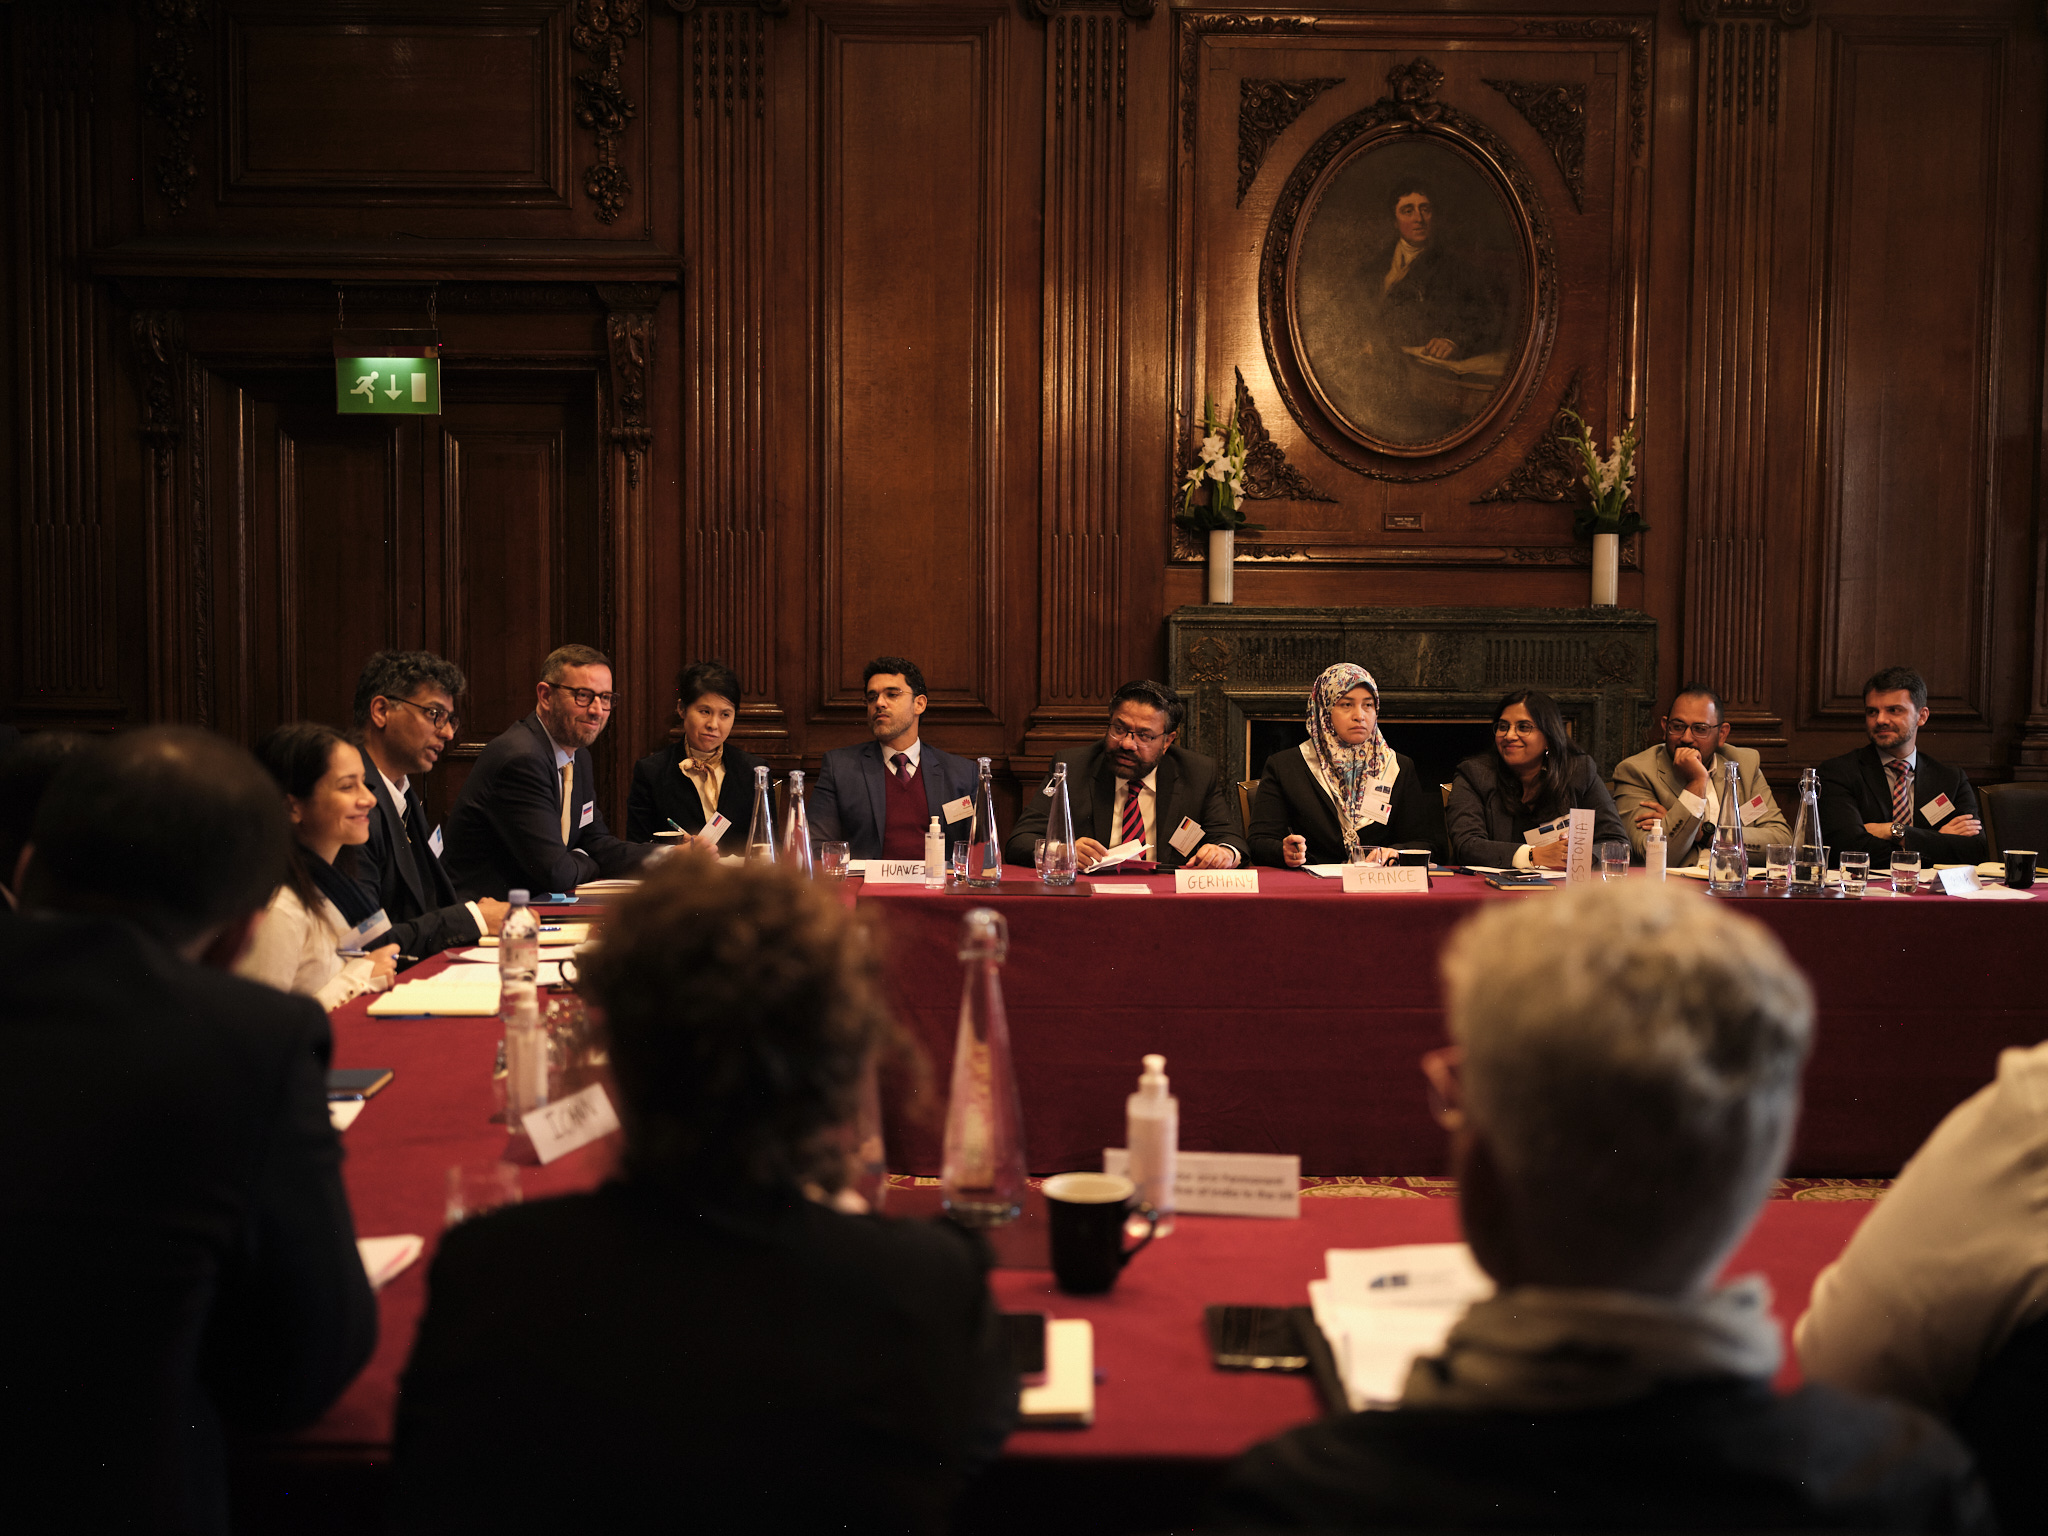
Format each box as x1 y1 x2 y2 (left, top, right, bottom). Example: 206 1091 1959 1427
1043 1172 1158 1295
2006 850 2038 891
1396 847 1431 868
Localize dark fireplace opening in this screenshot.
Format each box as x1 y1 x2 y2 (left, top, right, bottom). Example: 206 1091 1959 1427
1246 717 1497 791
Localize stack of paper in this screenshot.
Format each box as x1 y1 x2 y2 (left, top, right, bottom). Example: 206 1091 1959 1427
1308 1243 1493 1410
1019 1319 1094 1425
575 878 640 893
369 967 507 1017
476 923 591 947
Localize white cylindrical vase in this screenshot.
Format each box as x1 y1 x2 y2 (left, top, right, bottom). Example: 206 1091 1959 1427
1207 528 1235 604
1591 531 1619 607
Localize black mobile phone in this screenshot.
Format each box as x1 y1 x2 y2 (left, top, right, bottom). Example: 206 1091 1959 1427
1205 1304 1308 1372
325 1067 394 1101
1483 871 1552 890
1002 1311 1048 1387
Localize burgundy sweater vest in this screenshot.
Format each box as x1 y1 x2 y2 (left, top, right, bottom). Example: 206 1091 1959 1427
881 755 929 860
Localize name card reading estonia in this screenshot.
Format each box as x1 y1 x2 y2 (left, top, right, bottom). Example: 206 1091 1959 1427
1102 1148 1300 1218
1341 864 1430 894
520 1083 621 1165
864 861 931 885
1173 868 1260 894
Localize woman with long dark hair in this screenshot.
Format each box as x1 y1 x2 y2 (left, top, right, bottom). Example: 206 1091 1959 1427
1446 688 1626 869
235 722 398 1008
625 660 765 853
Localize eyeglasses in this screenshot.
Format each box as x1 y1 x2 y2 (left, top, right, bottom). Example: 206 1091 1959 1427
1665 720 1721 739
1493 720 1542 737
1421 1044 1465 1132
1106 721 1166 746
543 683 614 710
382 695 459 734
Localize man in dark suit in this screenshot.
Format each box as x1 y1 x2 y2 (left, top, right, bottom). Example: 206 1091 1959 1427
353 650 505 962
2 728 376 1534
442 643 655 899
1005 679 1248 870
809 656 981 860
1819 666 1989 869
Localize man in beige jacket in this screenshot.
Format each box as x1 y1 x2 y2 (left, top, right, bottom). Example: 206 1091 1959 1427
1610 684 1791 864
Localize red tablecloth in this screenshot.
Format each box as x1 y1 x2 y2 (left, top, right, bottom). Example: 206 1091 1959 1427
863 870 2045 1177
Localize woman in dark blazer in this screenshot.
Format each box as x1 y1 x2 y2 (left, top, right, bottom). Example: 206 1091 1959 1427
1251 663 1448 866
1446 687 1627 868
626 660 763 853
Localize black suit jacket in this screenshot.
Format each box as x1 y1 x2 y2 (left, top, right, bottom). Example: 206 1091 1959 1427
625 739 765 853
441 714 651 899
1004 740 1249 868
360 769 480 963
1819 744 1989 868
1445 753 1627 867
0 910 376 1534
1249 746 1449 865
809 739 983 859
393 1181 1017 1535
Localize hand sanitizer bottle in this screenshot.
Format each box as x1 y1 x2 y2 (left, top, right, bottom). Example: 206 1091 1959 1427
1644 816 1667 882
1126 1054 1177 1237
924 816 947 887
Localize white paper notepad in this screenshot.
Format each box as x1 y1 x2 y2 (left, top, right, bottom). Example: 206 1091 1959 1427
1310 1243 1493 1410
1019 1319 1095 1426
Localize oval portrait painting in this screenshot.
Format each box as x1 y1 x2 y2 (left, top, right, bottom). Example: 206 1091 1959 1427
1287 132 1533 456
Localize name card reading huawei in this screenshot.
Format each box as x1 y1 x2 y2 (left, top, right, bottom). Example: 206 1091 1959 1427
1174 868 1259 894
1102 1148 1300 1218
1342 864 1430 894
521 1083 621 1165
866 861 930 885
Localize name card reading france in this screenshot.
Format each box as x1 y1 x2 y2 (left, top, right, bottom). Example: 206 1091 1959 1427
1341 864 1430 894
1173 868 1259 894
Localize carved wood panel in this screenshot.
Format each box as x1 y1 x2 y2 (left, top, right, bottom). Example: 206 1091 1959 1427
814 7 1008 717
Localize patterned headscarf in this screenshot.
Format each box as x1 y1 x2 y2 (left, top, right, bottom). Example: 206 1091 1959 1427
1301 663 1401 857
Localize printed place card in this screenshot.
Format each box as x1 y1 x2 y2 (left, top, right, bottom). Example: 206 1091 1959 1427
1937 865 1982 896
1174 867 1259 894
1342 864 1430 894
1103 1148 1300 1218
1563 808 1596 885
865 860 931 885
521 1083 622 1165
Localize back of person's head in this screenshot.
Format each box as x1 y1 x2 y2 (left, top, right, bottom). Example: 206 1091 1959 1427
20 727 289 947
578 855 898 1193
1440 881 1813 1294
353 650 468 726
0 730 89 892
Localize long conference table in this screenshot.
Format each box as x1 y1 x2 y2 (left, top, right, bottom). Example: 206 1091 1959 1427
288 868 2041 1530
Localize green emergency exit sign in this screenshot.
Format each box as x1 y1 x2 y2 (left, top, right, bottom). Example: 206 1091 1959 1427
336 355 441 414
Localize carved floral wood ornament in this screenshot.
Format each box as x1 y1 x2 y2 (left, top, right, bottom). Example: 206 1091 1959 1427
572 0 645 224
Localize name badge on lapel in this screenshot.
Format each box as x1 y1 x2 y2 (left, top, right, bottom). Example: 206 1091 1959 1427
942 794 975 825
1363 784 1393 826
428 825 444 858
1921 792 1957 827
578 801 595 831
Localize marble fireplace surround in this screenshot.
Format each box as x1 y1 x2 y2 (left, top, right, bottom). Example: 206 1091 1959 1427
1166 606 1659 789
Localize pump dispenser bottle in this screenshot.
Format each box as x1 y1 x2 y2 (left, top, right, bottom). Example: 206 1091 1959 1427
923 817 946 887
1644 816 1667 882
1126 1054 1178 1236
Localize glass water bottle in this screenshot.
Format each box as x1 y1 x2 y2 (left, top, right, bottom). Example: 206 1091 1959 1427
940 908 1027 1227
1040 762 1079 886
746 764 776 863
1707 758 1747 894
1788 767 1825 895
781 767 814 877
963 755 1003 889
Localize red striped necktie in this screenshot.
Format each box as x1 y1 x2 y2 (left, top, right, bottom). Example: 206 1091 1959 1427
1119 779 1145 847
1888 759 1912 827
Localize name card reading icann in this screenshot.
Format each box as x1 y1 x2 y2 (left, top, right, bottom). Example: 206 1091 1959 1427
1341 864 1430 894
866 861 930 885
1102 1148 1300 1218
521 1083 622 1165
1173 868 1259 894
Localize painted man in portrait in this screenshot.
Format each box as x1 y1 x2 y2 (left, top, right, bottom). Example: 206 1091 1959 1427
1360 178 1505 442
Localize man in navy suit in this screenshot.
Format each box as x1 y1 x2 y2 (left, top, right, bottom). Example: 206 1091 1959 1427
442 643 655 899
353 650 505 963
808 656 981 860
1819 665 1989 869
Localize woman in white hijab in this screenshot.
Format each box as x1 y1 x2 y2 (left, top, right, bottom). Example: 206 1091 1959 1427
1249 663 1448 868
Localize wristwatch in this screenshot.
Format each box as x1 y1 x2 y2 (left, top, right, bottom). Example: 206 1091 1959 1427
1891 818 1910 845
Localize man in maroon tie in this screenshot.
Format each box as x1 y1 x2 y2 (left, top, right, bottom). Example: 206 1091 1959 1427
807 656 983 861
1818 666 1988 869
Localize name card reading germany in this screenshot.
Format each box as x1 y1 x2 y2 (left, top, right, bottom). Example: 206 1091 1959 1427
1174 868 1259 894
1102 1148 1300 1218
1342 864 1430 894
865 861 930 885
521 1083 621 1165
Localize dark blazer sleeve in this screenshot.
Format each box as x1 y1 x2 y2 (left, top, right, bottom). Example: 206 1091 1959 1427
362 786 481 962
808 750 847 848
1446 759 1522 867
1381 762 1450 862
567 750 651 879
1179 752 1249 866
1820 750 1895 865
201 1000 376 1430
1248 767 1309 867
1908 758 1990 866
626 752 671 843
1570 757 1629 849
1005 763 1055 865
924 747 985 851
381 900 480 966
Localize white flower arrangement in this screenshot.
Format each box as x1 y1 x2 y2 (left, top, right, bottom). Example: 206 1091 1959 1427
1175 397 1260 533
1560 408 1644 539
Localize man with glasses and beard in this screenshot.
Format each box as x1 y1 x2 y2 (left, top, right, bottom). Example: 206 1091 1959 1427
443 644 654 899
1610 684 1790 867
1005 680 1247 871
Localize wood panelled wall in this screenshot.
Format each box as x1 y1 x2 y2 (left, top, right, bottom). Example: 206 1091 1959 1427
4 0 2047 828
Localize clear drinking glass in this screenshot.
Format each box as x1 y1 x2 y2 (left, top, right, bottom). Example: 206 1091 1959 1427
1839 850 1871 899
817 841 851 880
1765 844 1792 892
445 1162 522 1228
1890 849 1923 895
948 841 970 886
1596 840 1630 881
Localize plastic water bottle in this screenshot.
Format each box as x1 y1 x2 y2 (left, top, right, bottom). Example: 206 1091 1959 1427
500 890 547 1121
1644 816 1667 882
1126 1054 1178 1237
